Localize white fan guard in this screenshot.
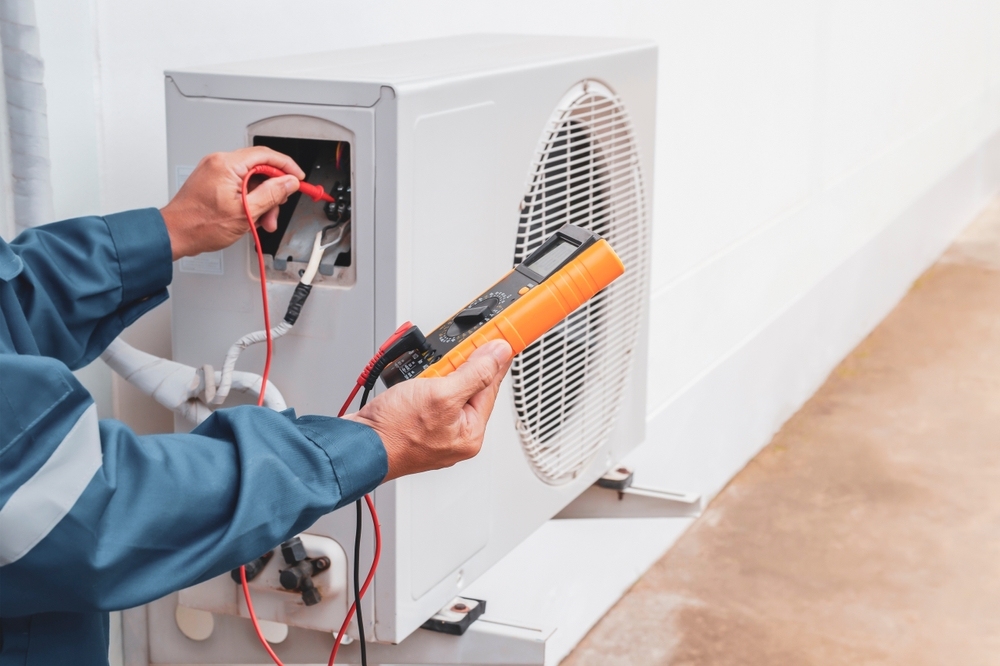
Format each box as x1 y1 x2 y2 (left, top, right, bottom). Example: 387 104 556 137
511 80 649 485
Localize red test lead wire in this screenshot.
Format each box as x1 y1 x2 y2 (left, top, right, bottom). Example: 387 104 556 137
239 164 337 406
240 564 285 664
338 321 416 416
328 494 382 666
239 165 283 664
239 165 381 666
241 166 276 410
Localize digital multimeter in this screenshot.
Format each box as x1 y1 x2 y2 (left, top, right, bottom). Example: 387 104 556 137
379 223 625 387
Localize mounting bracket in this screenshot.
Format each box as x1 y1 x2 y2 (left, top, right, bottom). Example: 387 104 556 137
553 466 703 519
337 617 551 665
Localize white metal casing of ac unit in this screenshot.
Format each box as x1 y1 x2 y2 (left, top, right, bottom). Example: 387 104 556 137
159 34 656 654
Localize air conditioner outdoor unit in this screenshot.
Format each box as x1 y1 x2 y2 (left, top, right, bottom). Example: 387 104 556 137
151 33 655 660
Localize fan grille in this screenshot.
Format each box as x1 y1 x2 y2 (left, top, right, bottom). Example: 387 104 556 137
511 81 649 485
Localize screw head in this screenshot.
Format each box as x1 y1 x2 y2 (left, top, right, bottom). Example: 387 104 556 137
451 603 469 612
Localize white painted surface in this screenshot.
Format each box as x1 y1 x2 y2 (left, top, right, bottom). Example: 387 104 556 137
34 0 101 222
34 0 114 419
0 32 13 242
26 1 1000 663
465 517 694 666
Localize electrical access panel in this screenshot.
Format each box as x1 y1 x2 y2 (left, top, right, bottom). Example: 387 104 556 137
251 134 354 285
155 34 655 662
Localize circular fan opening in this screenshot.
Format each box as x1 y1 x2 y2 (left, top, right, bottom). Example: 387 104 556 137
511 80 649 485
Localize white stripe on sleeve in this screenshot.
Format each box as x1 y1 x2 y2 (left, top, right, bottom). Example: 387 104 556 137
0 403 102 566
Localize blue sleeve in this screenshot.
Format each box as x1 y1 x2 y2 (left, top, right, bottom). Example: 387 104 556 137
0 355 388 615
5 209 172 369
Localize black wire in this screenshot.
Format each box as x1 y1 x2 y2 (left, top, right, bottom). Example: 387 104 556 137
353 499 367 666
354 386 373 666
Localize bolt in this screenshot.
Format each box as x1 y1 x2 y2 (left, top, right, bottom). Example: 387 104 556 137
280 537 307 565
301 584 322 606
451 603 469 612
279 565 306 591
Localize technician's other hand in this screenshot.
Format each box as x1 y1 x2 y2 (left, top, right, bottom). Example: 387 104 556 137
345 340 514 482
160 147 305 260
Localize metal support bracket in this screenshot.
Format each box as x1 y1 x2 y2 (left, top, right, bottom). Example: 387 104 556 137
554 466 703 519
338 618 552 665
421 596 487 636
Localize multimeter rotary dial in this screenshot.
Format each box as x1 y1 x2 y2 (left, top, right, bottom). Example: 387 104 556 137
440 292 508 342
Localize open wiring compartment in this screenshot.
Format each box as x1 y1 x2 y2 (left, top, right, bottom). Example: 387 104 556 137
248 116 355 287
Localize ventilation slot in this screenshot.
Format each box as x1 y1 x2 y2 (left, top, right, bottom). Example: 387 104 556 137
510 81 649 485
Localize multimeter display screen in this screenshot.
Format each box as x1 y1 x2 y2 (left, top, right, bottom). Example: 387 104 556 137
523 239 578 279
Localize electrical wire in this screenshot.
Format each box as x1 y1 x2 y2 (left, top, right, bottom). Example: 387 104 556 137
211 227 332 407
240 564 284 664
239 166 283 664
353 387 374 666
354 500 367 666
241 166 275 409
237 164 382 666
339 383 363 417
325 329 428 663
327 493 380 666
330 387 381 666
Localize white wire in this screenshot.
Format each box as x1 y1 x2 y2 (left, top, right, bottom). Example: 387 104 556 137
302 226 345 286
302 230 325 286
210 321 293 405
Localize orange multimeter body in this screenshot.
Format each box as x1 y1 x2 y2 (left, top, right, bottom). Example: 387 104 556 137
379 224 625 387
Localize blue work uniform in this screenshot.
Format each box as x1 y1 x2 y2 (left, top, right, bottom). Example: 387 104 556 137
0 210 387 665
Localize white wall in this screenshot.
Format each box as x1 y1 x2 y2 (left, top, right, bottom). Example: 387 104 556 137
34 0 114 419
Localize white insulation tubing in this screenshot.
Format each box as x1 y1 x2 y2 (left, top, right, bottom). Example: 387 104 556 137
211 320 293 405
212 370 287 413
100 337 287 427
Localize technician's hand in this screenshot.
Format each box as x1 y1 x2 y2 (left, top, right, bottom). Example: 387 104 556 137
344 340 514 482
160 147 306 260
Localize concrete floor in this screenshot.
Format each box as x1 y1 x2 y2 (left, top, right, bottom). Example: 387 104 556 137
564 198 1000 666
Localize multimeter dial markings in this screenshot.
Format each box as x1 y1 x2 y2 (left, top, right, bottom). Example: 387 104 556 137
440 293 508 342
